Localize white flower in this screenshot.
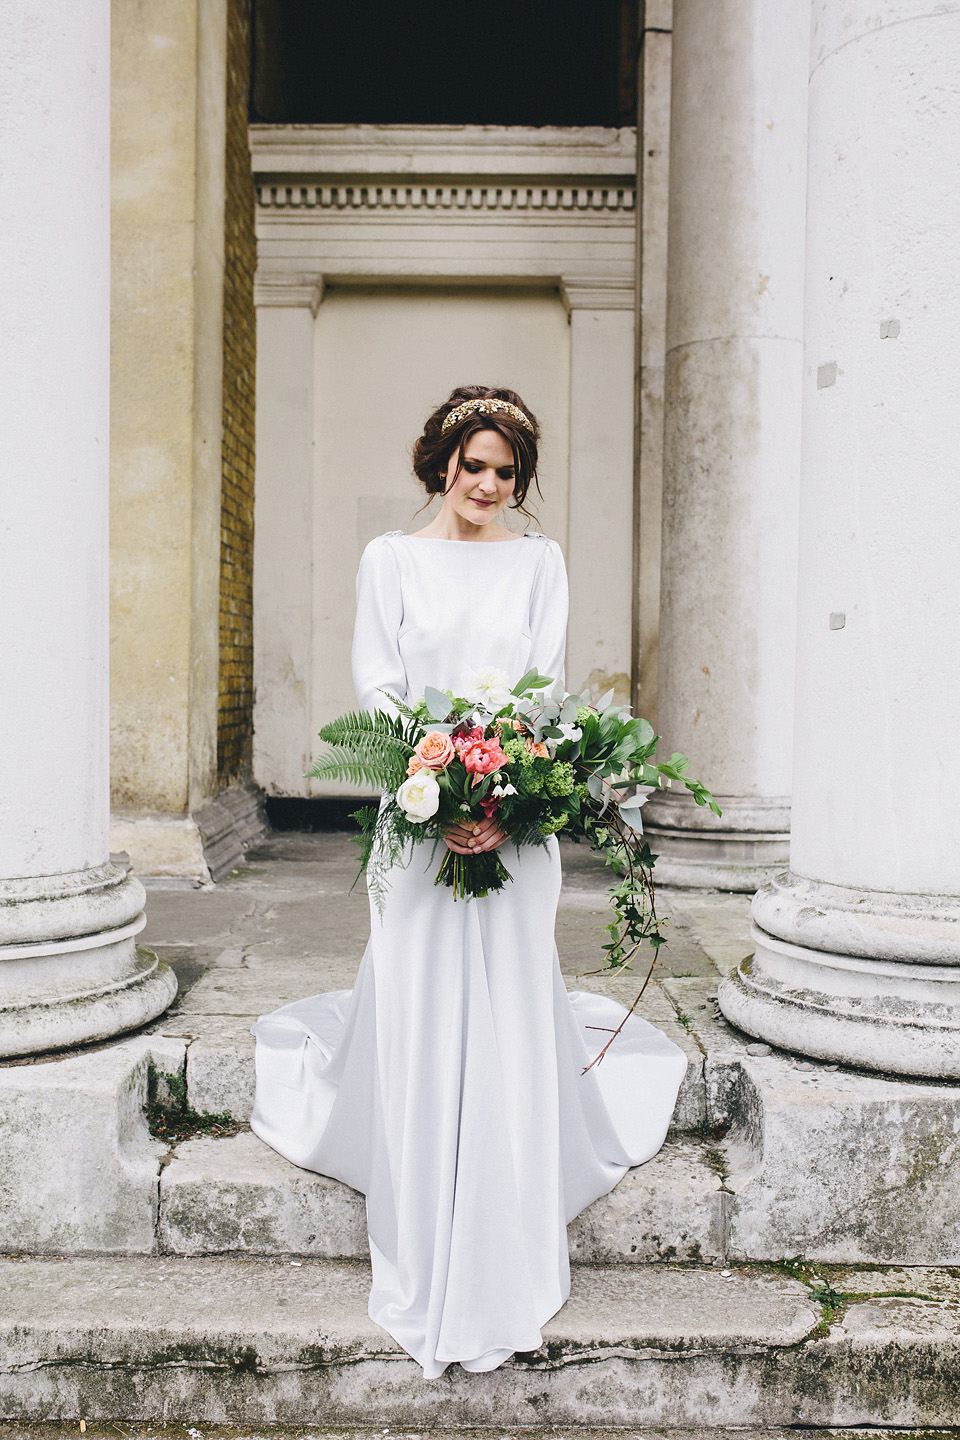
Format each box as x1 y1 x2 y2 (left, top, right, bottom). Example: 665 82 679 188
492 781 518 798
557 723 582 743
459 665 514 713
396 772 441 823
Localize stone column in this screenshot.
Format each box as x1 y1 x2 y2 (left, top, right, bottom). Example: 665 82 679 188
634 0 674 729
720 0 960 1076
561 277 636 704
642 0 809 888
0 0 176 1056
252 273 323 796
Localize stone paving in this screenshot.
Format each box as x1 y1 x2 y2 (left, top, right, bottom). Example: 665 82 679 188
141 829 753 1044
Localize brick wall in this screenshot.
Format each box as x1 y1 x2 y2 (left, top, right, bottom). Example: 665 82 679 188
218 0 257 782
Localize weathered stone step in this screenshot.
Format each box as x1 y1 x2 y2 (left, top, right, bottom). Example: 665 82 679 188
1 1431 953 1440
158 1131 726 1263
2 1257 958 1427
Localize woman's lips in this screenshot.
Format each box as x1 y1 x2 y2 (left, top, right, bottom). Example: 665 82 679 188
471 497 495 507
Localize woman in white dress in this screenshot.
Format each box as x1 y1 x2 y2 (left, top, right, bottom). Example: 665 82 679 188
251 386 687 1378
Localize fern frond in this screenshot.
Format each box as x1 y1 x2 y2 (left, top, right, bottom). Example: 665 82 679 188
380 691 422 723
319 708 414 751
307 748 407 789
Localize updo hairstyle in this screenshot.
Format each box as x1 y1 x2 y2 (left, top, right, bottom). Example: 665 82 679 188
412 386 541 518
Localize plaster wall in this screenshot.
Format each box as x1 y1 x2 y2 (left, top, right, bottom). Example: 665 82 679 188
110 0 227 824
255 287 570 796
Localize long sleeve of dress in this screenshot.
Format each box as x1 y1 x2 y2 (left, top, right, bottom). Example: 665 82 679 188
352 535 407 714
527 538 569 692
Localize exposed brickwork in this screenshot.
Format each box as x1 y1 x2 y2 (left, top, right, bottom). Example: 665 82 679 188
218 0 257 781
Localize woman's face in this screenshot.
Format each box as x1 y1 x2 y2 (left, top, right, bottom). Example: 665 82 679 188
442 428 516 528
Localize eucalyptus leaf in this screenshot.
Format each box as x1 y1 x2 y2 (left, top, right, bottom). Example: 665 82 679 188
596 687 615 711
424 685 452 721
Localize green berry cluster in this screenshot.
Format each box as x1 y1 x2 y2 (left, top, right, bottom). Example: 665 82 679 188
576 705 594 726
574 780 590 801
545 761 575 798
501 736 533 767
539 813 569 836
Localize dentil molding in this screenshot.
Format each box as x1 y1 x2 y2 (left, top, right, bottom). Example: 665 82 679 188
250 123 638 296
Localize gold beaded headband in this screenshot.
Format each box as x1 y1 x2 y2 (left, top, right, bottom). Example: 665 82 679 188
441 397 535 435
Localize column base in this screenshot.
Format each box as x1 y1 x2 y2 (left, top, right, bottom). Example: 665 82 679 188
718 871 960 1078
644 792 790 891
0 863 177 1058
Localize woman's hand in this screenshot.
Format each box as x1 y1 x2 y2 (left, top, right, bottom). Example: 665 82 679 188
443 817 509 855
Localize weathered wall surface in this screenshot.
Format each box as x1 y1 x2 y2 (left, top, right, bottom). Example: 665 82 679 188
110 1 226 823
218 0 257 783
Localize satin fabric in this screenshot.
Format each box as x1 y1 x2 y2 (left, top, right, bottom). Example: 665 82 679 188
251 532 686 1377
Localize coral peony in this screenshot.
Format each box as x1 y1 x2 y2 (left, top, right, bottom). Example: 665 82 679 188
460 738 511 786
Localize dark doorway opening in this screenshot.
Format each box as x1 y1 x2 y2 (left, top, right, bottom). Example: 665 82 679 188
252 0 636 127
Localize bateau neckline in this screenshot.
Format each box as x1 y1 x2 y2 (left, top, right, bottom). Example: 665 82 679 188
394 532 533 545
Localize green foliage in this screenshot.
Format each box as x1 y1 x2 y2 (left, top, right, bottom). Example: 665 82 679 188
545 761 575 797
309 707 415 790
348 805 379 877
146 1067 238 1144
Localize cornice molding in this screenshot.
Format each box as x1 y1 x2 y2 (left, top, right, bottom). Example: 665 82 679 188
560 276 636 312
256 183 634 215
253 271 325 313
249 123 637 178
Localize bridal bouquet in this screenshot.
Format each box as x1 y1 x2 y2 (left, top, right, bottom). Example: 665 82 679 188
309 668 719 1044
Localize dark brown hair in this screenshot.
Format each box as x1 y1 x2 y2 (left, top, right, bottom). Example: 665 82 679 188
412 385 541 518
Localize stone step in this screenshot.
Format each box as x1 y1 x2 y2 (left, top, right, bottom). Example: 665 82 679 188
0 1431 947 1440
158 1131 726 1263
2 1256 958 1427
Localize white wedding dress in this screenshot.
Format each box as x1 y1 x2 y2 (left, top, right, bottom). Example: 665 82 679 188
251 531 686 1377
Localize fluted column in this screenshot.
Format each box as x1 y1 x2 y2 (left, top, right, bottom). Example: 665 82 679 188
0 0 176 1055
720 0 960 1076
643 0 809 889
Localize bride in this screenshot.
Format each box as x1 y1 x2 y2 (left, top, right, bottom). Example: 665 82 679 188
250 385 687 1378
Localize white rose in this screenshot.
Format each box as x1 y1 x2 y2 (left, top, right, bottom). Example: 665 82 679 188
396 772 441 823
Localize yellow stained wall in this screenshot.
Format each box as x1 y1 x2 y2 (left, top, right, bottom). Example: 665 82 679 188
110 0 227 823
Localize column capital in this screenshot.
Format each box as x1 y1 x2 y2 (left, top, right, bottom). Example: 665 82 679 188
560 275 634 314
253 270 325 315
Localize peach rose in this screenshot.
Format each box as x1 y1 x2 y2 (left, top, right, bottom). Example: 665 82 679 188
407 755 423 776
526 739 550 759
415 731 456 771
